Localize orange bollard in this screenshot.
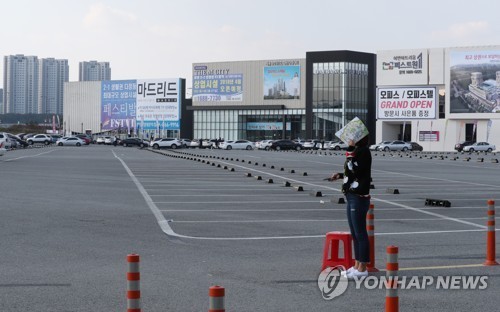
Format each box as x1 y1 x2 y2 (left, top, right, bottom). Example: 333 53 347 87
127 254 141 312
385 246 399 312
209 285 225 312
367 203 379 272
484 200 499 266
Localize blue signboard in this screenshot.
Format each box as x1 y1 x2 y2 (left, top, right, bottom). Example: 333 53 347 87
101 80 137 131
193 72 243 102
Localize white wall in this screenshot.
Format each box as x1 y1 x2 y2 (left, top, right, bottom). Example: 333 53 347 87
63 81 101 134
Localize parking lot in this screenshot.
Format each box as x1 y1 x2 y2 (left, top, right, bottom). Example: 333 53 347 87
1 145 499 311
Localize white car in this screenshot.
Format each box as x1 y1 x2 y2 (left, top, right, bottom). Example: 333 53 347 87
150 138 181 149
302 140 322 150
378 140 412 152
220 140 255 150
0 132 13 150
56 137 85 146
104 136 117 145
330 141 348 150
0 141 6 156
96 137 105 144
370 141 391 151
257 140 274 150
462 142 496 152
27 134 52 145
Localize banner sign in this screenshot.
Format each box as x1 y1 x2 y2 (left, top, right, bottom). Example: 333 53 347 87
377 49 428 85
136 79 180 130
377 87 437 119
101 80 137 130
419 131 439 141
246 122 291 131
193 66 243 102
263 65 300 100
449 50 500 113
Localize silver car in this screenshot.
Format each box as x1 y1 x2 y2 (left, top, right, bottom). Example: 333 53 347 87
377 140 412 152
462 142 496 152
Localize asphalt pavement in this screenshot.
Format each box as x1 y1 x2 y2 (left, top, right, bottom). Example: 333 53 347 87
1 145 499 311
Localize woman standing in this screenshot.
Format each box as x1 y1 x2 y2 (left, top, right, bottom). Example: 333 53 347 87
329 135 372 278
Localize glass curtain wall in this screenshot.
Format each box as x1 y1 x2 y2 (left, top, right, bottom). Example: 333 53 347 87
312 62 369 140
193 109 305 141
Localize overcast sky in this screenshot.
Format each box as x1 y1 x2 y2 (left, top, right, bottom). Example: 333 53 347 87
1 0 499 88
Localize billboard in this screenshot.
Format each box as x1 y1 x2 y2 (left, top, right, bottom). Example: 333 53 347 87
101 80 137 131
377 49 428 85
263 65 300 100
136 79 181 130
377 87 436 119
193 65 243 102
449 50 500 113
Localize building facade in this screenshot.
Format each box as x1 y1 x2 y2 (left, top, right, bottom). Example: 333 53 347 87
63 79 190 138
79 61 111 81
3 54 39 114
190 51 376 142
375 46 500 151
38 58 69 114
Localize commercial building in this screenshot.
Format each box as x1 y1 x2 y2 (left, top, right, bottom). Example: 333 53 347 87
79 61 111 81
375 46 500 151
190 51 376 142
63 79 191 138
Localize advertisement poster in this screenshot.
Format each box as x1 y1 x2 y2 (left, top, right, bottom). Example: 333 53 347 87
450 50 500 113
377 87 436 119
101 80 137 131
263 65 300 100
246 122 291 131
136 79 180 130
193 65 243 102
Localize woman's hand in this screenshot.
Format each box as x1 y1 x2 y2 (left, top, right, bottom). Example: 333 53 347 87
329 173 342 181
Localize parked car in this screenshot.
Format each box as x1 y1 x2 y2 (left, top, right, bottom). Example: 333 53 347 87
378 140 413 152
96 136 106 144
75 134 91 145
270 139 302 151
462 142 496 152
369 141 391 151
7 134 29 148
179 138 191 148
330 141 348 150
409 142 423 151
150 138 181 149
104 136 118 145
50 134 63 143
0 142 5 156
257 140 275 150
121 138 148 148
56 137 85 146
0 133 13 149
220 140 255 150
454 141 475 152
27 134 52 145
302 140 322 150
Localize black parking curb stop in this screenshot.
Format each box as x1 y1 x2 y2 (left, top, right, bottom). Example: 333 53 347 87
386 188 400 194
284 181 291 187
310 191 323 197
294 186 304 191
267 179 274 184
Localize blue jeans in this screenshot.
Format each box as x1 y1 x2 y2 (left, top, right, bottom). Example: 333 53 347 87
346 193 370 263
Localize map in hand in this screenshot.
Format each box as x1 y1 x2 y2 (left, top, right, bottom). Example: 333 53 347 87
335 117 369 144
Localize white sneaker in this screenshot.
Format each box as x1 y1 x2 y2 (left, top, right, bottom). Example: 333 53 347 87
347 269 368 279
346 266 356 274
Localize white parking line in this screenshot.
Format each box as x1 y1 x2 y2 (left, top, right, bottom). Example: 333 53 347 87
172 216 495 223
2 149 57 162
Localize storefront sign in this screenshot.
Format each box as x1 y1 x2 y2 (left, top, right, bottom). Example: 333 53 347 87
377 49 428 85
377 87 436 119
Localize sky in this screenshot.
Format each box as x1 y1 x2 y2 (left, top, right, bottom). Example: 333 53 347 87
1 0 500 91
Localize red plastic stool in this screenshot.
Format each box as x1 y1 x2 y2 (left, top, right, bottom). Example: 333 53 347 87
322 231 354 271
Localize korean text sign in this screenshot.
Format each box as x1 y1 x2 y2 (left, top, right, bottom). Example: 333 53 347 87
136 79 180 130
377 87 436 119
101 80 137 130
